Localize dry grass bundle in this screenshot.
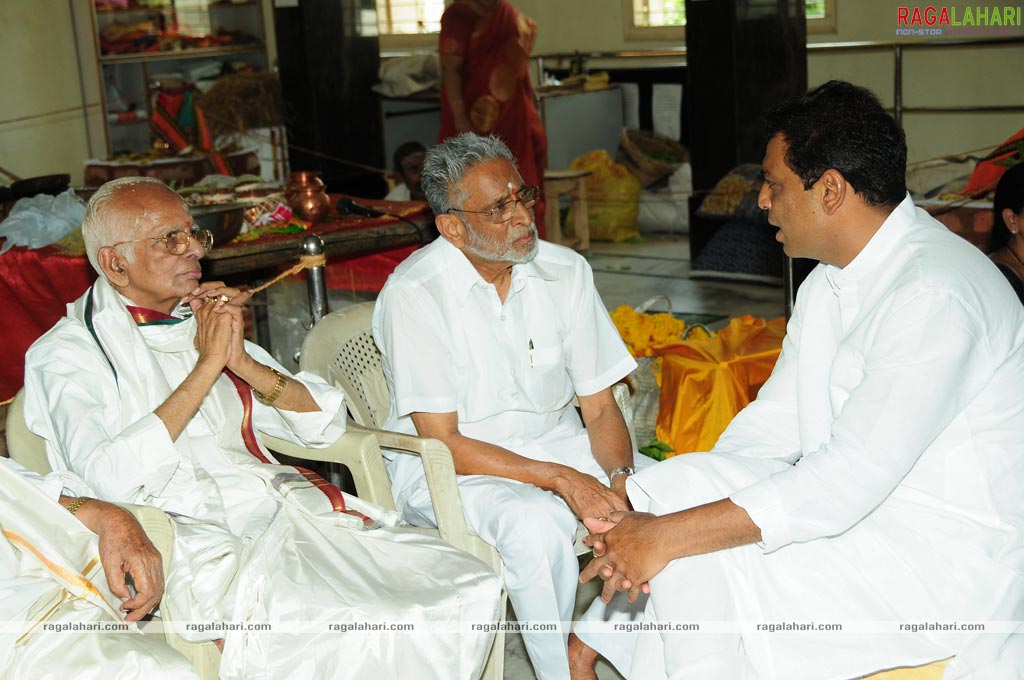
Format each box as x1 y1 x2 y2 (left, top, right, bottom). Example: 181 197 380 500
617 129 689 189
196 71 285 139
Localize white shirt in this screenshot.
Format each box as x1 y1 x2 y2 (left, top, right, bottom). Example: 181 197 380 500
385 184 412 201
725 195 1024 555
373 238 636 450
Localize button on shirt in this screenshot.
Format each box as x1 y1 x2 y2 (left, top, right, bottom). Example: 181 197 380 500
373 238 636 452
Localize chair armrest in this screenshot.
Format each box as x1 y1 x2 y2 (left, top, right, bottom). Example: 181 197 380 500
345 424 482 558
116 503 222 678
118 503 175 570
258 430 396 510
260 426 478 557
612 381 637 451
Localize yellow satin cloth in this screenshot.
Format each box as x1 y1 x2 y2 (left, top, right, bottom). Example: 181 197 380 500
864 660 948 679
655 315 787 455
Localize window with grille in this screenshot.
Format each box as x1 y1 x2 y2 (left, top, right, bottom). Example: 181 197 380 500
373 1 836 45
625 0 836 40
375 0 445 46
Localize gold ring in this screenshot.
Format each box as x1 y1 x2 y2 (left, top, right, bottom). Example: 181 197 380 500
597 516 608 522
218 294 231 303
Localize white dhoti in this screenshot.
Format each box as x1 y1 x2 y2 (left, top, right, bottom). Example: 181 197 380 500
0 461 197 680
389 427 651 680
3 589 197 680
215 505 501 680
623 453 1022 680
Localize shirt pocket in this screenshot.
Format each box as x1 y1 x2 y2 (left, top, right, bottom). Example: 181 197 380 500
524 345 572 409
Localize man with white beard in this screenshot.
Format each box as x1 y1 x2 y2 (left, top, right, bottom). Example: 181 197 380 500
373 133 650 680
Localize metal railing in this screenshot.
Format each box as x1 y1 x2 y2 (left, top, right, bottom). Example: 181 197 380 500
532 35 1024 126
806 36 1024 126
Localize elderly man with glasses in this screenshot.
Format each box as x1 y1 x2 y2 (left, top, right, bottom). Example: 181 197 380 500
22 176 501 680
372 133 650 680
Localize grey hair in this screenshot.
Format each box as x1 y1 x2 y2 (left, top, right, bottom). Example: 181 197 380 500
421 133 515 215
82 176 172 275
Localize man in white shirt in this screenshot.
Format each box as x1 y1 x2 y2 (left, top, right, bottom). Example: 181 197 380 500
580 81 1024 679
372 132 649 680
24 177 501 680
0 458 197 679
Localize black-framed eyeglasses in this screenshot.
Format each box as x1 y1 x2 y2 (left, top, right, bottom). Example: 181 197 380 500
448 184 540 224
110 227 214 256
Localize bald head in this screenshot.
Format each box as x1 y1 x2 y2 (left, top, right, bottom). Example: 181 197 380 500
82 177 183 276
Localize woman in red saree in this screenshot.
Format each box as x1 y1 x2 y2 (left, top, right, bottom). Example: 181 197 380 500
439 0 548 236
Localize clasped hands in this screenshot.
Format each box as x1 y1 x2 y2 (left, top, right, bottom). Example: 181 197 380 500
555 468 669 603
183 282 253 371
580 510 670 605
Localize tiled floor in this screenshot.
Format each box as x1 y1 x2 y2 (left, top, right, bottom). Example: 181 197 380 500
587 235 786 325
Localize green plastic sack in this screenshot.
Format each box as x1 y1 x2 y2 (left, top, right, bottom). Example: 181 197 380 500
567 150 642 242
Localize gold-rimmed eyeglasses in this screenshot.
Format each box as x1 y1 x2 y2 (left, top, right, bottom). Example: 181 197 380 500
110 227 214 256
449 184 540 224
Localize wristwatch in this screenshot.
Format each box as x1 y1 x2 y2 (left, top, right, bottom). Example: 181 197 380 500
609 466 635 484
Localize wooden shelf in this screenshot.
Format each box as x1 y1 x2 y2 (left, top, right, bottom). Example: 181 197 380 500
88 0 269 158
99 43 264 63
95 1 258 14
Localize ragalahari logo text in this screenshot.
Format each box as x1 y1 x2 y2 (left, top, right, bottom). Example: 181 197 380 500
896 5 1023 36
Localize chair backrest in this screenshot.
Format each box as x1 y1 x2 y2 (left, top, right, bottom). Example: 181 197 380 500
299 302 391 428
5 389 52 475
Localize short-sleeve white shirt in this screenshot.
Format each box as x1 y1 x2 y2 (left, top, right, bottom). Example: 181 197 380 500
373 238 636 452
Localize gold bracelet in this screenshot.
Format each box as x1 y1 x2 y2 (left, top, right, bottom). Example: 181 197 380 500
252 367 287 406
67 496 91 515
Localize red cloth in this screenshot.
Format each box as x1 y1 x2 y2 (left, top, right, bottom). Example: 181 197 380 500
325 245 419 293
0 247 96 403
964 127 1024 197
438 0 547 237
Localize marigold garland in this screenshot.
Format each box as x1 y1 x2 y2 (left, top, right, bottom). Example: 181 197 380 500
610 305 711 387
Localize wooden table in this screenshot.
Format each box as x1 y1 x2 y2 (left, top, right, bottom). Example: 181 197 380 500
206 209 431 345
203 206 431 278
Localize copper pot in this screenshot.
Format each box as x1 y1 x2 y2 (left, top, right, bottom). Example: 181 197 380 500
290 185 332 224
284 171 325 202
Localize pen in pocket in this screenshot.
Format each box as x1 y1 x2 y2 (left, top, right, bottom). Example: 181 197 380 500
529 339 534 368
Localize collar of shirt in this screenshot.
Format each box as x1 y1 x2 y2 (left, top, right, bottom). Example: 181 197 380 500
440 237 557 307
824 193 917 294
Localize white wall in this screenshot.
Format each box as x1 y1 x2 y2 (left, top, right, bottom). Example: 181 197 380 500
517 0 679 54
0 0 279 187
0 0 95 185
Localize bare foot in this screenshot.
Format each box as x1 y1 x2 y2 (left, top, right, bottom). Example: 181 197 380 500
568 632 600 680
